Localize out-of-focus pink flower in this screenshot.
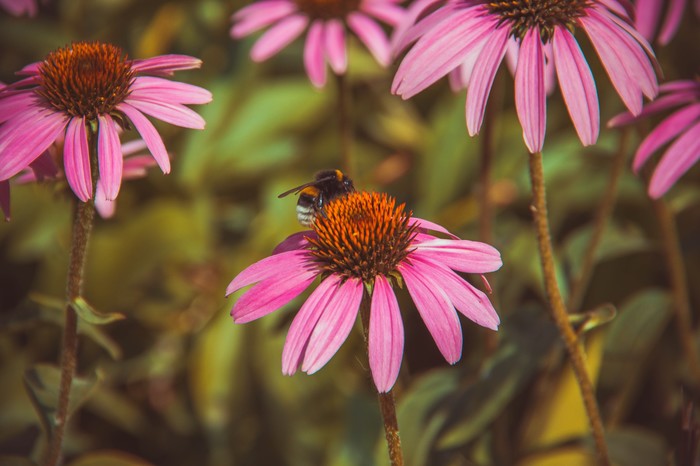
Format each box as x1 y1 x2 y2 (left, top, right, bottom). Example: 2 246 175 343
609 79 700 198
0 0 38 16
226 191 502 392
0 42 211 202
633 0 699 46
392 0 658 153
231 0 405 87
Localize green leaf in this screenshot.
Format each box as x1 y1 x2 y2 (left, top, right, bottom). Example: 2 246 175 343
71 297 125 325
23 364 98 436
568 304 617 334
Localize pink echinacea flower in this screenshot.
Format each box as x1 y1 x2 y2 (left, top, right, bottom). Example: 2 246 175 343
0 42 212 202
225 191 502 392
609 79 700 198
231 0 405 87
634 0 699 46
392 0 659 153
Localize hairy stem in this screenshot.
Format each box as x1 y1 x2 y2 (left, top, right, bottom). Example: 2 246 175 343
528 151 610 465
568 129 630 312
360 294 404 466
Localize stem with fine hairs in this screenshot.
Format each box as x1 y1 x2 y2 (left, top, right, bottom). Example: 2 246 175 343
528 151 611 466
360 293 404 466
651 196 700 384
568 129 630 312
336 73 353 175
43 127 98 466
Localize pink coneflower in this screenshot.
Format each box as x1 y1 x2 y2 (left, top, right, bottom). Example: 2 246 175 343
0 42 211 202
392 0 659 153
0 0 38 16
634 0 699 46
609 79 700 198
231 0 405 87
225 191 502 392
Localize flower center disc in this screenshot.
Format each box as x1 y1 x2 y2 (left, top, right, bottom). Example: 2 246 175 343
487 0 590 41
309 191 417 282
37 42 134 120
294 0 361 19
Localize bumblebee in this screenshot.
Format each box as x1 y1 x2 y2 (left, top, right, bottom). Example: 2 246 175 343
278 169 355 226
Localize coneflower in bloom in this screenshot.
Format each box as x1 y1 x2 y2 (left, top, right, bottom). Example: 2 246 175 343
634 0 699 46
0 0 38 16
609 79 700 198
226 191 502 392
0 42 212 202
231 0 405 87
392 0 659 153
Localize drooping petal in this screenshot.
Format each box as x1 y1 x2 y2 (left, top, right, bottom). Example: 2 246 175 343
231 266 317 323
412 238 503 273
362 1 405 26
409 255 500 330
657 0 686 45
515 28 546 153
648 120 700 198
301 277 363 374
231 2 297 37
129 77 213 105
282 274 341 375
272 231 315 255
369 275 404 393
63 117 92 201
465 26 509 136
304 20 327 88
131 55 203 74
632 103 700 171
324 19 347 75
553 26 599 146
347 12 391 67
94 181 116 219
117 103 170 173
608 91 688 126
409 216 459 239
124 96 206 129
0 107 68 180
391 0 459 56
251 14 309 61
0 91 37 124
634 0 663 41
226 249 312 295
97 115 123 201
399 262 463 364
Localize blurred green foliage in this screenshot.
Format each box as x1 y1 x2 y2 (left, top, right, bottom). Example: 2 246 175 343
1 1 700 465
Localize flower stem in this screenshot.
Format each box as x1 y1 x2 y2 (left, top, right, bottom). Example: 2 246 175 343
567 129 629 312
336 73 353 175
360 293 404 466
651 196 700 384
527 151 610 466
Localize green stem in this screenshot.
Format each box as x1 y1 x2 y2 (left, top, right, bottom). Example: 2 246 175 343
528 151 610 466
336 73 353 175
568 129 630 312
360 293 404 466
43 125 98 466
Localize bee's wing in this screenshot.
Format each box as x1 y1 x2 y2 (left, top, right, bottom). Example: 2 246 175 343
277 175 338 198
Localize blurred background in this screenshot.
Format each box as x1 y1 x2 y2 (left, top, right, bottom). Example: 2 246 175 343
1 1 699 465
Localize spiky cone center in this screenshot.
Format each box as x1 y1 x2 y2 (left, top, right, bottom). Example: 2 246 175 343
487 0 591 42
36 42 134 120
294 0 361 19
308 191 417 283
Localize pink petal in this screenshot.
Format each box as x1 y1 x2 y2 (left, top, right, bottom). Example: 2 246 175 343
553 26 599 146
121 139 149 157
608 91 688 126
347 12 391 67
648 120 700 198
130 55 203 75
658 0 686 45
391 1 460 58
412 238 503 273
30 151 59 180
97 115 123 201
409 255 500 330
633 103 700 171
0 107 67 180
250 14 309 61
324 19 347 75
231 2 297 37
94 182 116 219
125 96 206 129
226 249 312 295
117 103 171 173
282 275 342 375
409 216 458 239
231 266 317 323
130 77 212 105
63 117 92 201
660 80 699 93
0 90 37 124
301 277 363 374
304 20 327 88
369 275 404 393
123 155 156 178
634 0 663 41
399 262 462 364
515 28 546 153
465 26 509 136
272 231 315 255
362 2 405 27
